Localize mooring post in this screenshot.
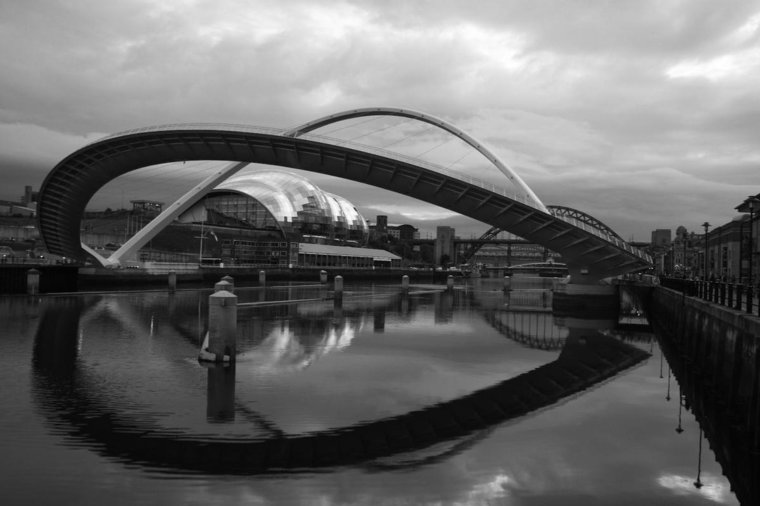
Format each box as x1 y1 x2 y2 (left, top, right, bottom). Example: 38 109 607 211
221 275 234 293
447 274 454 291
402 274 409 292
258 270 266 286
320 269 328 284
26 268 40 295
334 275 343 308
206 363 236 423
214 279 233 293
168 270 177 293
202 289 237 363
503 275 511 293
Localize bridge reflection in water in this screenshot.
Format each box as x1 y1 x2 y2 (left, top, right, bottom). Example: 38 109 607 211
31 285 651 475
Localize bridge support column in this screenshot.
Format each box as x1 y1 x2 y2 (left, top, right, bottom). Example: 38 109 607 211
27 268 40 295
200 285 237 363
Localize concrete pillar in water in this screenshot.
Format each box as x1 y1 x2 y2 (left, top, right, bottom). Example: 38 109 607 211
27 268 40 295
214 279 233 293
206 363 235 422
334 275 343 308
168 270 177 293
503 275 511 293
447 275 454 291
259 270 266 286
402 274 409 292
320 270 328 284
221 275 234 293
202 289 237 362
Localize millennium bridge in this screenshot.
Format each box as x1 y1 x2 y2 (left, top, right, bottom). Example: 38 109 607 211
37 107 652 283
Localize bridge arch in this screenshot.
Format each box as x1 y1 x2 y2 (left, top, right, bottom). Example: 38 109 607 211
284 107 548 213
547 206 622 240
38 122 651 280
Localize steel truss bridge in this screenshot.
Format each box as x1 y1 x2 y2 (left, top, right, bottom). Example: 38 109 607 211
37 107 652 283
457 205 623 265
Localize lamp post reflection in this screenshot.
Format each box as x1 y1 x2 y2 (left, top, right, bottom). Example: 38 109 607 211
676 387 684 434
666 366 671 402
695 427 704 489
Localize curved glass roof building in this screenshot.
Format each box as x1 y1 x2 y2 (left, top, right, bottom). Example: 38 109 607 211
181 169 369 245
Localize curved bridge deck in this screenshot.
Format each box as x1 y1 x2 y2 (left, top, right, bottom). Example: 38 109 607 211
38 124 652 282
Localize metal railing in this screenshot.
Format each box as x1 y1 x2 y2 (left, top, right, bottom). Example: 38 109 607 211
660 277 760 316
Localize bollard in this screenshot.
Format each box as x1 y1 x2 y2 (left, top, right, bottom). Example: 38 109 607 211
206 364 236 422
402 274 409 292
168 270 177 293
214 280 233 293
27 268 40 295
258 270 266 286
447 275 454 291
503 275 511 293
320 270 328 284
333 275 344 308
221 275 234 293
202 290 238 362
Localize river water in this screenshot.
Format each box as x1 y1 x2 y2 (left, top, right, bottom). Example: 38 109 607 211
0 279 740 505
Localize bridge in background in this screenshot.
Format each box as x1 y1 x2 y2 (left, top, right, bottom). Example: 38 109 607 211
37 107 652 283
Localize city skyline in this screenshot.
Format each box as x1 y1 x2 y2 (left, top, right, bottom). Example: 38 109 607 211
2 0 760 241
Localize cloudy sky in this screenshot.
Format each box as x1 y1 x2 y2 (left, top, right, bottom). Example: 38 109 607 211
2 0 760 241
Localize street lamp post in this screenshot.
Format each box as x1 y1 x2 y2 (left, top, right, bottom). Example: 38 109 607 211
702 222 710 280
749 199 755 287
739 220 745 283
